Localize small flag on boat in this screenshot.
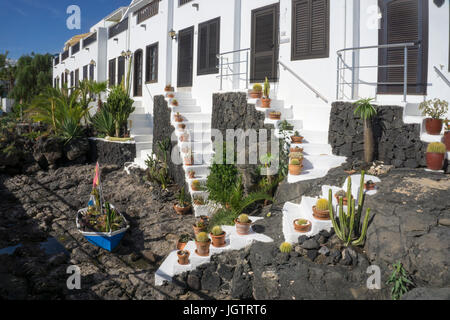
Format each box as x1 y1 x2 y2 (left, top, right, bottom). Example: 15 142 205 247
93 162 100 188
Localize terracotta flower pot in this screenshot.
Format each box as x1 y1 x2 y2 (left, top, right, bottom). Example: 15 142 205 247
293 219 312 233
176 240 187 251
289 164 303 175
291 136 304 143
174 203 191 215
180 135 189 142
425 118 443 135
334 194 350 206
174 116 183 122
444 131 450 151
249 90 262 99
188 171 195 179
191 183 201 191
184 156 194 166
178 124 186 130
195 240 211 257
269 113 281 120
164 87 174 92
210 232 227 248
193 224 206 236
199 216 210 224
171 101 179 107
290 147 304 153
312 206 330 220
234 218 252 235
177 250 190 265
365 182 376 191
261 98 271 108
426 152 445 170
167 93 175 99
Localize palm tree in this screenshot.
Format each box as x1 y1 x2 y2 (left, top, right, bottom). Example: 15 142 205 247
354 98 377 163
88 80 107 111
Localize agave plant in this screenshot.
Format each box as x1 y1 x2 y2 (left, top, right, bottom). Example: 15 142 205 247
90 107 115 137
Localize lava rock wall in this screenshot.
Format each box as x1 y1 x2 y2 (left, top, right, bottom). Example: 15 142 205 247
88 138 135 167
329 102 427 168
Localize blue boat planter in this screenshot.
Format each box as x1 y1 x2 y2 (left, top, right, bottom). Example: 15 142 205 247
76 206 130 252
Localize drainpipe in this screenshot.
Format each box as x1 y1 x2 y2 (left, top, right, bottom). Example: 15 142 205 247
166 0 174 86
351 0 360 100
232 0 242 90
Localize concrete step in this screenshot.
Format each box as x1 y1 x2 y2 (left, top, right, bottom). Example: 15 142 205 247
405 103 422 117
179 141 214 154
183 164 210 177
133 106 145 115
175 122 211 132
298 130 329 145
133 135 153 143
291 142 332 156
133 100 143 108
136 142 153 155
176 113 212 122
131 127 153 135
298 105 331 132
170 105 202 113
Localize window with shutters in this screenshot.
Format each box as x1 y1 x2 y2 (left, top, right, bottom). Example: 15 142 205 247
117 56 125 86
83 65 88 80
89 64 94 81
145 42 159 83
109 58 116 87
291 0 329 61
75 69 79 87
197 17 220 76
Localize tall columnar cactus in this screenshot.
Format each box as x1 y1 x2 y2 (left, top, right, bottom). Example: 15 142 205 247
328 171 371 247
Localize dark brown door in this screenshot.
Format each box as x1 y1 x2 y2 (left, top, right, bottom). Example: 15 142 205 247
250 3 279 82
117 56 125 86
378 0 428 95
177 26 194 87
134 49 143 97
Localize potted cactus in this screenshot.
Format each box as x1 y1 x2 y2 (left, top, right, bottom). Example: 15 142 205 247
334 189 352 206
289 158 303 175
289 151 303 162
195 232 211 257
171 99 179 107
193 220 207 235
178 123 186 131
177 250 190 265
269 111 281 120
290 146 304 153
312 198 330 220
293 218 312 233
444 119 450 151
426 142 446 170
279 242 293 253
249 83 263 99
419 99 448 135
210 226 227 248
235 214 252 235
173 187 191 215
291 131 304 143
193 195 206 206
164 84 174 92
176 234 190 251
191 180 202 191
261 77 271 108
184 152 194 166
174 112 183 122
365 180 376 191
187 170 196 179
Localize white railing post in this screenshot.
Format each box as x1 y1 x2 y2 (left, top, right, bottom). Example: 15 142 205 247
403 46 408 102
245 51 249 90
220 55 224 91
336 54 341 100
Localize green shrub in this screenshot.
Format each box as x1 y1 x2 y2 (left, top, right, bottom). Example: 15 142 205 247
104 85 135 137
90 108 115 137
386 261 414 300
419 99 448 119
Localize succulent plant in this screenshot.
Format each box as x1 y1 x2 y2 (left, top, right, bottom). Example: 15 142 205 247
279 242 293 253
289 152 303 159
253 83 262 92
179 234 190 243
196 232 209 243
427 142 446 154
296 219 309 226
172 99 178 104
270 111 281 115
290 159 301 165
194 220 206 228
211 226 224 236
294 131 301 137
237 214 249 223
316 199 329 211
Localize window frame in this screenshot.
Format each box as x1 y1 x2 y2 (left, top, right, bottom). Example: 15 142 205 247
145 42 159 84
291 0 330 61
197 17 221 76
109 58 116 87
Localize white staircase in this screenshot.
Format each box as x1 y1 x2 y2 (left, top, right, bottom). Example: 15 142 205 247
128 100 154 169
165 91 215 217
249 97 347 183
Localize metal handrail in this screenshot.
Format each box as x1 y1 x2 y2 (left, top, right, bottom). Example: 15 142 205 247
434 66 450 88
217 48 251 91
336 42 418 102
278 61 329 104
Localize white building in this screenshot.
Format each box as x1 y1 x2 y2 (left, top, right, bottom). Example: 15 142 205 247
53 0 450 169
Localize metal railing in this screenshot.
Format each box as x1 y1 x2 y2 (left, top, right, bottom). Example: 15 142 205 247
336 42 417 102
83 32 97 48
71 42 80 55
137 0 159 24
109 17 129 39
278 61 329 104
434 66 450 88
217 48 250 91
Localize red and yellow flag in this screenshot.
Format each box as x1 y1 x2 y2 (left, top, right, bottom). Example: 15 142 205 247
93 162 100 188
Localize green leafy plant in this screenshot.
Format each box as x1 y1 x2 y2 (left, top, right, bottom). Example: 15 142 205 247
279 120 294 131
279 242 292 253
103 85 135 137
427 142 446 154
328 171 371 247
386 261 414 300
354 98 377 163
419 99 448 119
177 187 190 208
90 107 115 137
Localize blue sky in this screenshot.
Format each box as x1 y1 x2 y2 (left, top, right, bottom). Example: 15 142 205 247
0 0 130 59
